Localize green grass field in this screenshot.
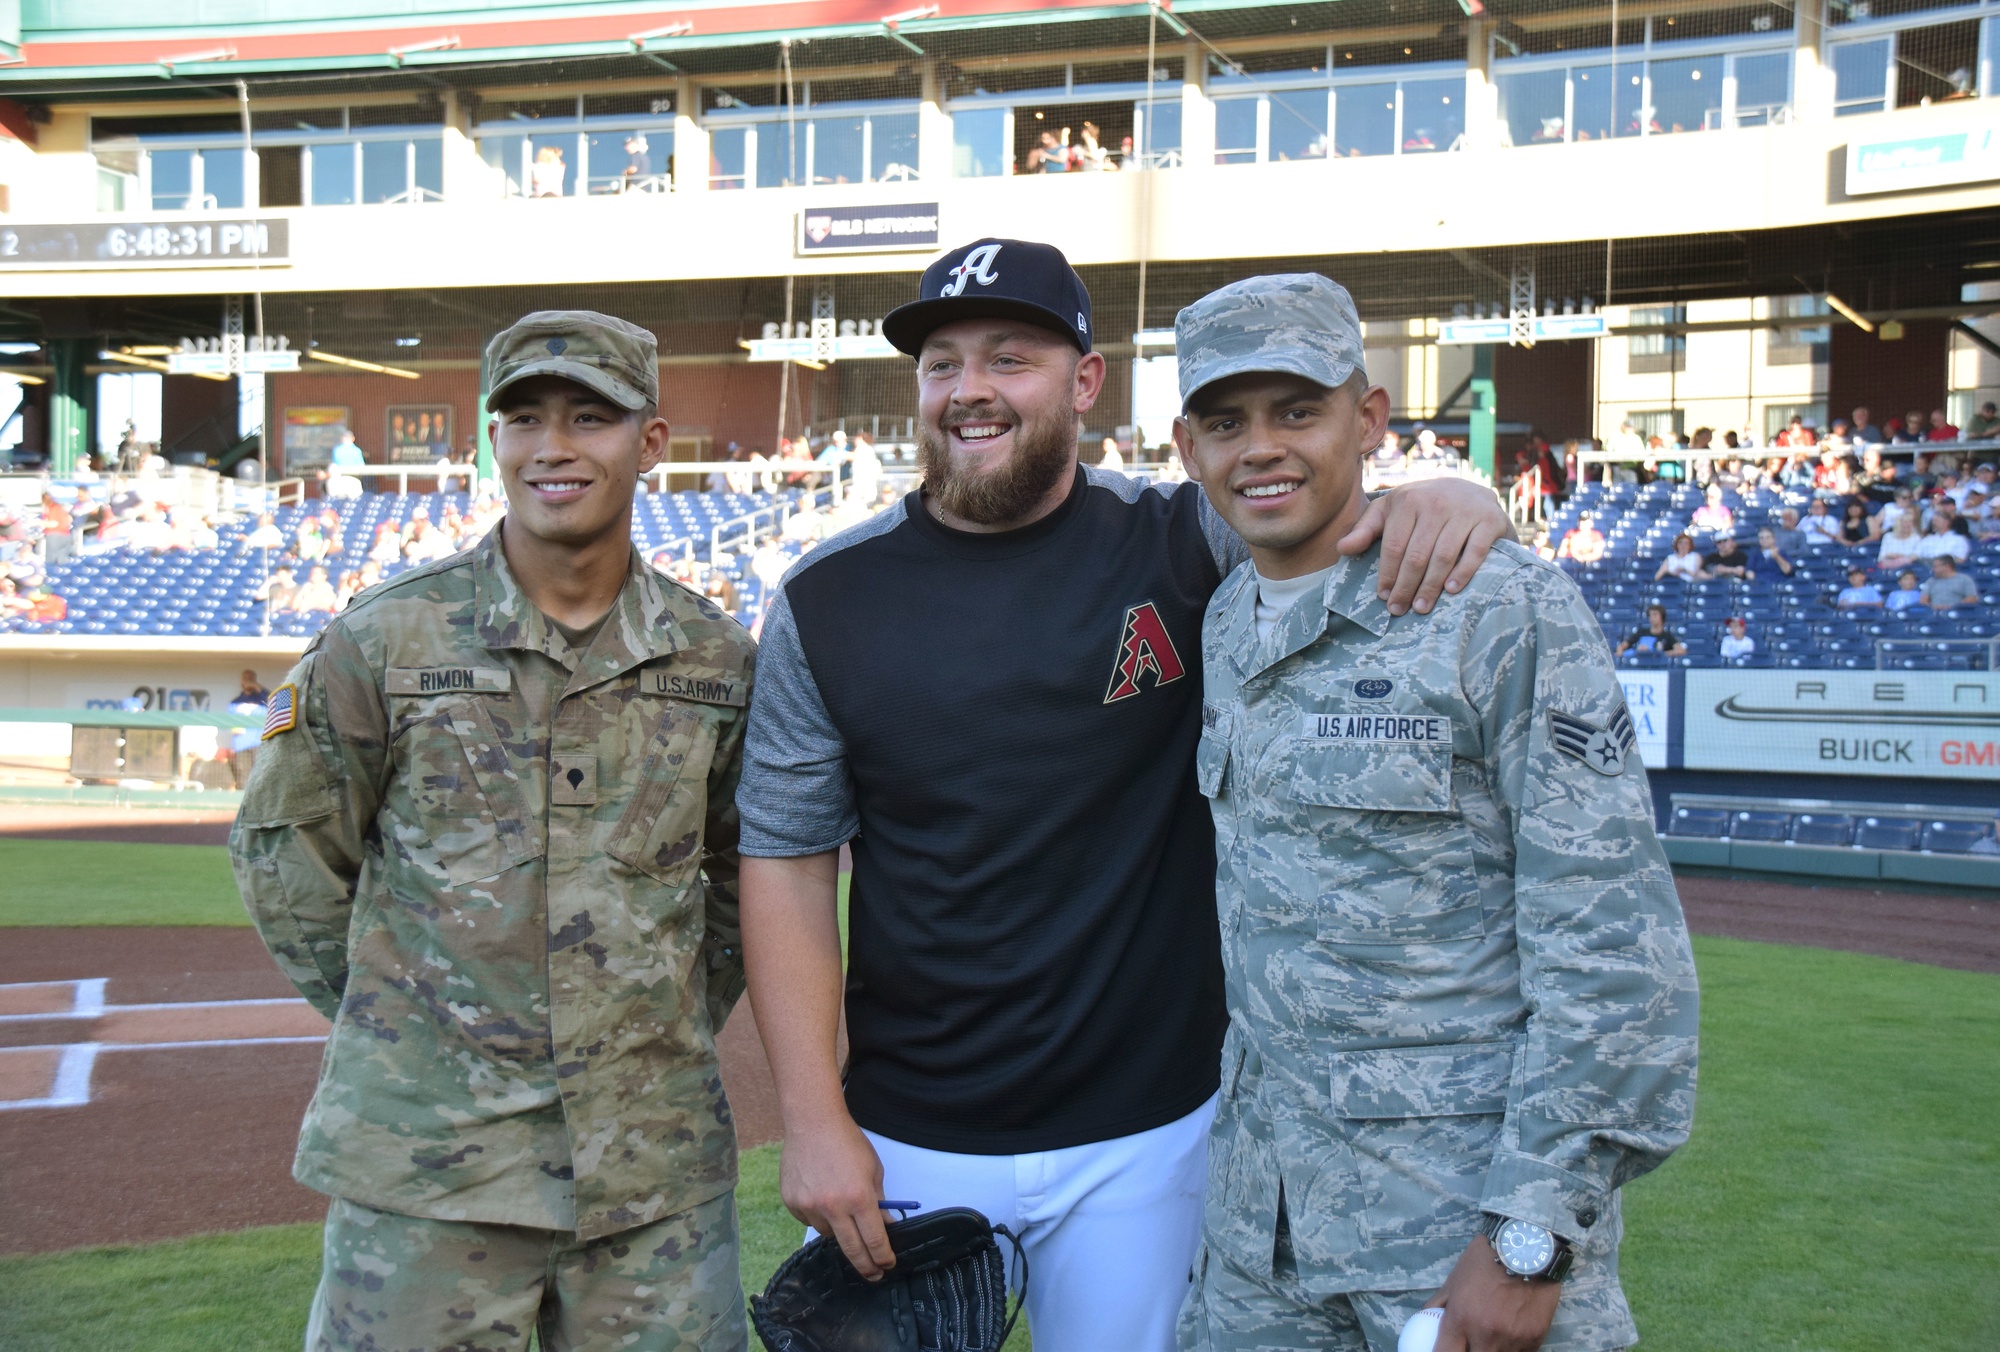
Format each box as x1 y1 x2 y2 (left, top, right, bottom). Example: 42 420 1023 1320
0 839 249 927
3 838 1994 1348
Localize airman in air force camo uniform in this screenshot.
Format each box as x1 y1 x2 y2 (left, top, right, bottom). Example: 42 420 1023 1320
1168 275 1698 1352
231 311 757 1352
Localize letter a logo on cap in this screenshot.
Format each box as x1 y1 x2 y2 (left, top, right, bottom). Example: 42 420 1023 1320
940 243 1003 297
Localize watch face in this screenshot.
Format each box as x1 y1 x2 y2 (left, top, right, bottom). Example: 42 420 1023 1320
1496 1219 1556 1275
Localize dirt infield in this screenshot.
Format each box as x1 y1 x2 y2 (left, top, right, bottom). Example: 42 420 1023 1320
0 927 785 1256
0 805 237 847
2 874 1992 1257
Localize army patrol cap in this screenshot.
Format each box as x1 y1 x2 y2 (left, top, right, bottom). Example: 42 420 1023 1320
1174 273 1365 408
483 310 658 414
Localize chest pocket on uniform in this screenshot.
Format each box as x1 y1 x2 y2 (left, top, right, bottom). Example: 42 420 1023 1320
607 700 723 893
406 697 546 887
1286 740 1484 945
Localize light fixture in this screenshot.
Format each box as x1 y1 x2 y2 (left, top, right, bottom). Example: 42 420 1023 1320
159 47 237 71
1824 293 1875 334
387 35 459 65
629 20 694 48
393 336 422 347
100 349 171 373
124 344 177 355
4 373 45 385
307 349 421 379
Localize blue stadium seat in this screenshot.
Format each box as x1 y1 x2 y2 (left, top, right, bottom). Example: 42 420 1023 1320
1791 813 1854 846
1853 817 1922 851
1728 810 1790 841
1671 808 1730 838
1920 821 1991 854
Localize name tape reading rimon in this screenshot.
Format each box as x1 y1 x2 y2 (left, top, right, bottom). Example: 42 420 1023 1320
642 670 749 707
1301 712 1452 743
386 668 513 695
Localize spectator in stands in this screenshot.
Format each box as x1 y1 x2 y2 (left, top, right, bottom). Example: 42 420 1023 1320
1718 616 1755 659
781 504 826 543
1892 412 1927 446
1691 484 1733 532
749 538 788 592
1875 487 1916 535
1615 604 1687 659
235 669 270 705
1837 568 1884 611
849 431 883 504
334 568 367 611
778 437 817 488
402 515 454 563
23 584 65 623
1772 507 1808 558
1748 526 1796 578
137 446 167 478
1556 512 1605 563
38 492 71 535
1965 402 2000 440
0 506 26 561
1837 499 1878 545
1850 406 1885 444
365 521 401 564
1654 533 1707 582
703 566 739 613
1702 534 1750 579
1877 515 1925 571
1098 435 1124 472
1779 450 1816 493
124 506 173 552
531 144 567 196
0 576 31 621
291 565 338 614
296 517 328 563
256 565 298 611
1918 513 1971 563
1775 415 1815 448
1886 570 1925 612
1920 555 1980 610
1965 485 1998 539
1927 409 1960 441
1961 461 1996 505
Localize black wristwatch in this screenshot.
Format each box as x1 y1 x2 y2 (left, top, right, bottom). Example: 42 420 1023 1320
1483 1213 1574 1282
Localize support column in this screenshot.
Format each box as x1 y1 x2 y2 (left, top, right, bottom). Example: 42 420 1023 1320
918 57 955 182
438 89 479 202
1469 344 1496 478
673 76 708 192
1793 0 1834 123
48 338 87 474
1463 20 1500 151
1179 38 1214 169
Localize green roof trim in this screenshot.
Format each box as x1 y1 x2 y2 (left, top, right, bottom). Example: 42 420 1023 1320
0 706 263 729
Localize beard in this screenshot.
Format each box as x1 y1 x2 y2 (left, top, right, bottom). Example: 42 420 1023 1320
918 400 1077 527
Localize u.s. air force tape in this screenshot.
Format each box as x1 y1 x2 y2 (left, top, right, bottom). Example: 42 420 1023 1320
1300 711 1450 744
385 667 512 695
640 668 749 707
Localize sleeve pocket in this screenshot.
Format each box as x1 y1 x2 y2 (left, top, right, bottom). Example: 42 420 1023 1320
1196 728 1231 799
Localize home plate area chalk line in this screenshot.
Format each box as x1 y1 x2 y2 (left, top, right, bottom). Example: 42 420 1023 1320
0 978 328 1111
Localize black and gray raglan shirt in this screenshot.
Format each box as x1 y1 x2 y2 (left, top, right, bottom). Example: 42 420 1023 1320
738 464 1247 1154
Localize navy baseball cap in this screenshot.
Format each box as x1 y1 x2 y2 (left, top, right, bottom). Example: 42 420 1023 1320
882 238 1093 356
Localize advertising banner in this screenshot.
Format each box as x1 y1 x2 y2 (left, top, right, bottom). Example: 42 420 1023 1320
282 406 349 474
797 203 940 254
1618 671 1671 769
1684 670 2000 780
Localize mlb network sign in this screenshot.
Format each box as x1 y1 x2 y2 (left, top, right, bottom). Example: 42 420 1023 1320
1683 671 1999 781
797 203 940 255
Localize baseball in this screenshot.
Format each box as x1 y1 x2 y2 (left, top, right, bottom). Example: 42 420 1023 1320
1398 1306 1445 1352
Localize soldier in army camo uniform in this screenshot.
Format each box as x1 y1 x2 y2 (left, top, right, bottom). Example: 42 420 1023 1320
231 311 758 1352
1167 275 1699 1352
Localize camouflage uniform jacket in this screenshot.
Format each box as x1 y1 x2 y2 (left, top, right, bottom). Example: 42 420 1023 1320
1196 540 1698 1295
231 529 755 1241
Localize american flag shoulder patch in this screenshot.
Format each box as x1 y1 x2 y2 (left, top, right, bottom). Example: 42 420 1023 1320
262 684 299 740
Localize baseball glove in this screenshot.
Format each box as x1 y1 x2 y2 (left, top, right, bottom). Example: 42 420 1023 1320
751 1206 1027 1352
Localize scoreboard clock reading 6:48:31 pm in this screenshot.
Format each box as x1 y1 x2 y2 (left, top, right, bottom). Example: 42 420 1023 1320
0 219 290 269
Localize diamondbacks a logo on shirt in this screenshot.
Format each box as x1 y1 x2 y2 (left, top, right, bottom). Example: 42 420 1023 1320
940 243 1002 297
1105 601 1186 703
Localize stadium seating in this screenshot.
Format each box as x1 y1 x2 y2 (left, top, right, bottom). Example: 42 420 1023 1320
3 488 816 637
1667 804 1995 854
1555 481 1999 670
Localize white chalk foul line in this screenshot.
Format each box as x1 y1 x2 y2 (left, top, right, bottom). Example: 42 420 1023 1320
0 1042 100 1112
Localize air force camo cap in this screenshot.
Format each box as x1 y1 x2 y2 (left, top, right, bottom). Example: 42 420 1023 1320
483 310 658 413
1174 273 1365 408
882 238 1094 356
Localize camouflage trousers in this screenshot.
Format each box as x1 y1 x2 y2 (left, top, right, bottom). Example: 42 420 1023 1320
1176 1242 1635 1352
305 1191 747 1352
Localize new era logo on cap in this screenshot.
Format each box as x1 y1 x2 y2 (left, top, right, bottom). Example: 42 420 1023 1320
882 237 1094 355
